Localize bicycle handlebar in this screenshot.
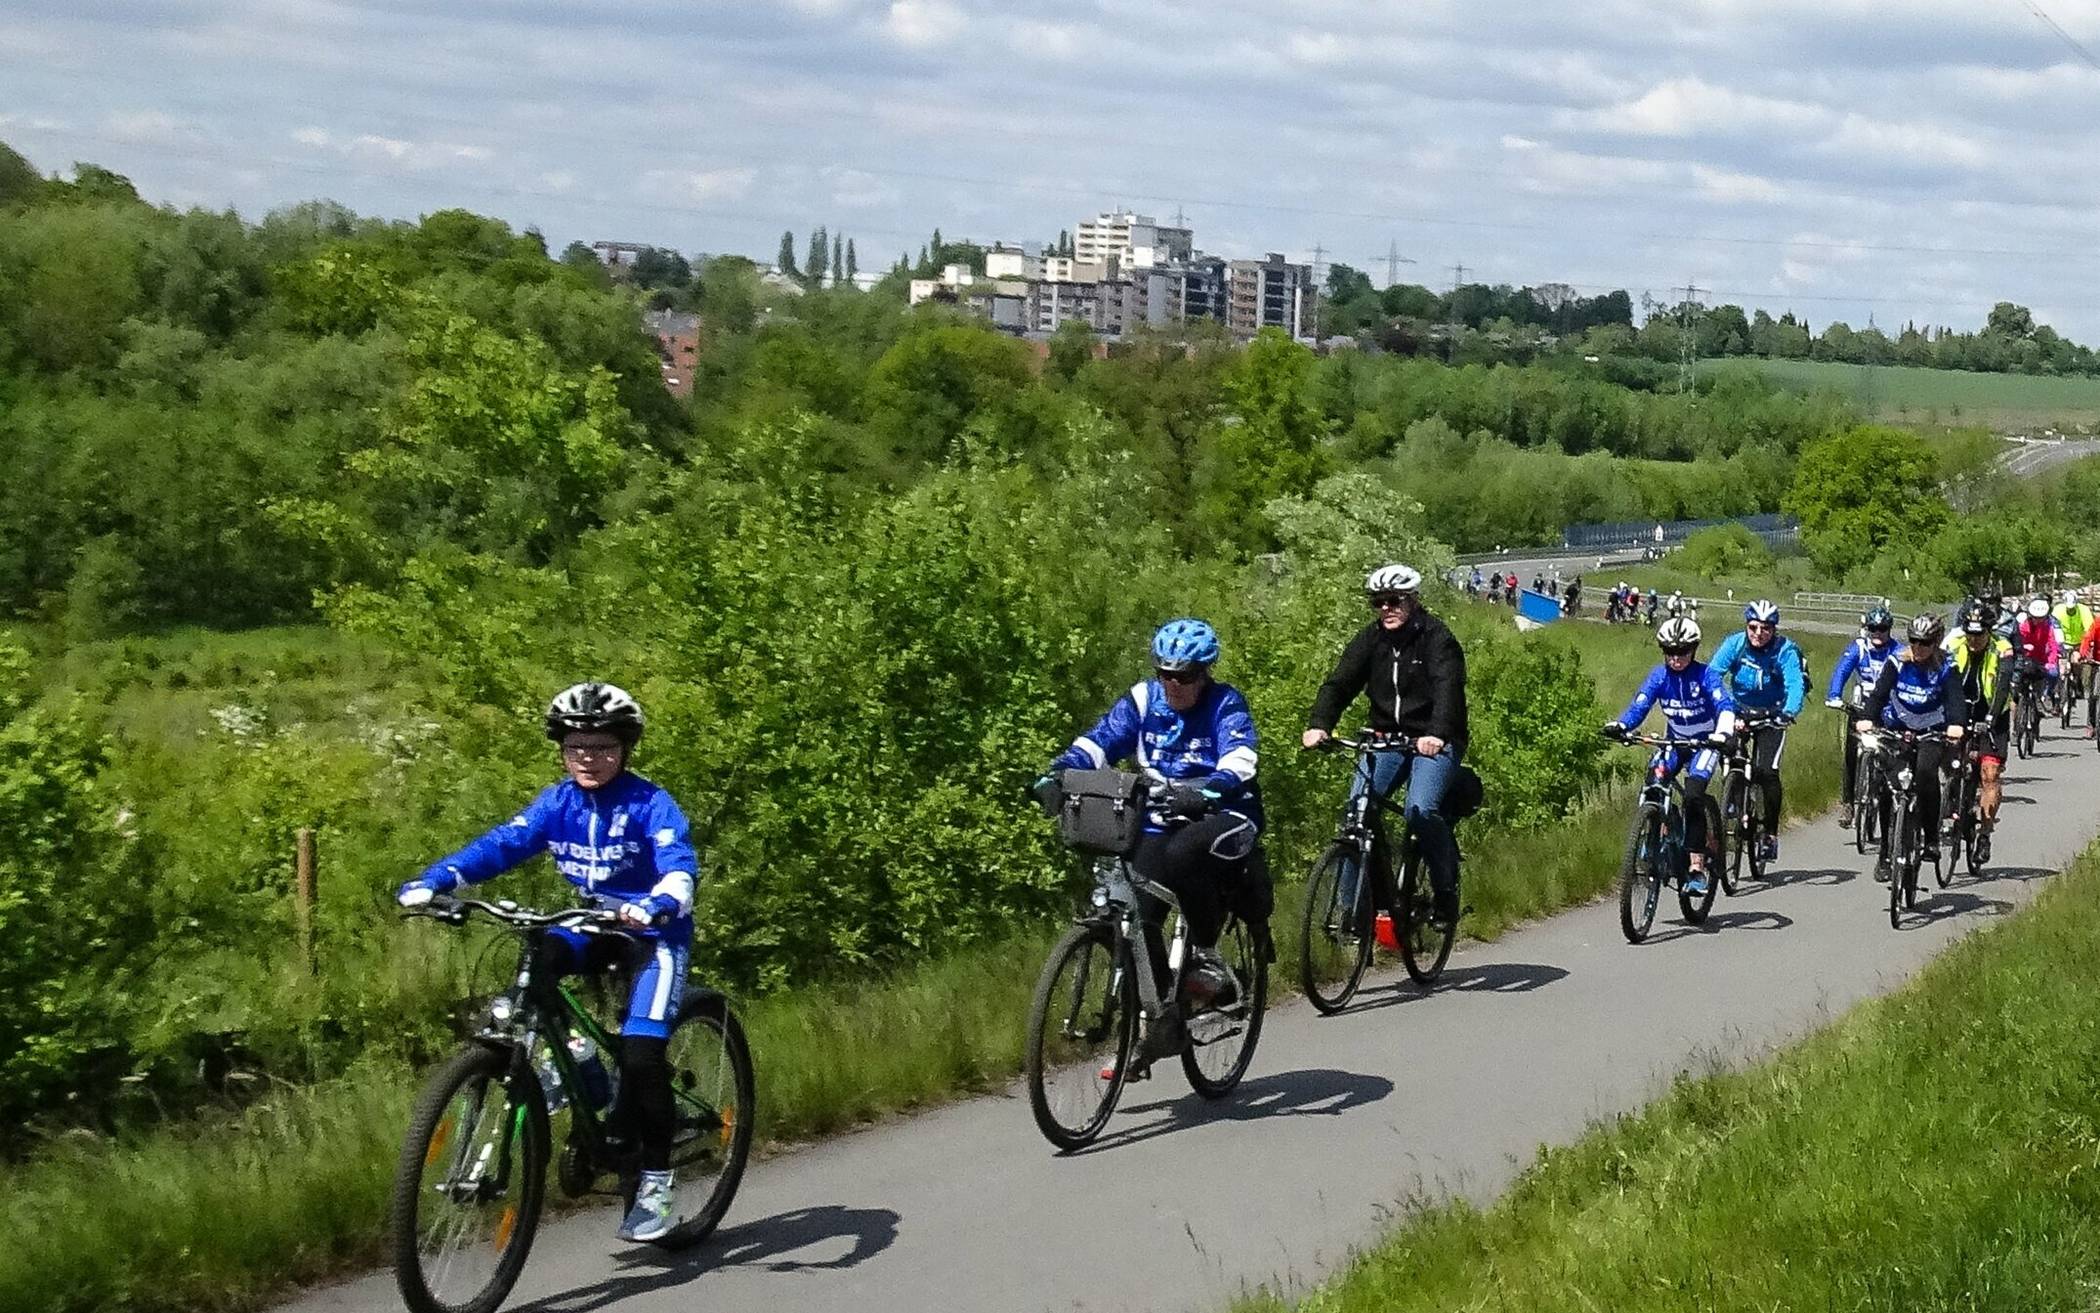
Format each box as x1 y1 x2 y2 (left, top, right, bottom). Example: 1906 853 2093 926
403 895 626 933
1305 732 1418 755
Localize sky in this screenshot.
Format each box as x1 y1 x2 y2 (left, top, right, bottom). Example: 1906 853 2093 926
6 0 2100 337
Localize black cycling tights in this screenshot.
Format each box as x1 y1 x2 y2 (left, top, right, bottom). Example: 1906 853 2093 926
618 1036 676 1172
1131 814 1260 984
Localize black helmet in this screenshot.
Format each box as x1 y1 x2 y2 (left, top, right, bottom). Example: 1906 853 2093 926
1906 613 1945 646
544 682 646 745
1862 605 1893 632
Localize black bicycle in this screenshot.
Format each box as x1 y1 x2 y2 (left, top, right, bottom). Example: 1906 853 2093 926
2008 660 2043 759
1866 728 1954 928
392 897 754 1313
1299 733 1459 1012
1024 777 1267 1150
1843 699 1886 856
1715 713 1779 896
1943 739 1987 882
1605 727 1720 942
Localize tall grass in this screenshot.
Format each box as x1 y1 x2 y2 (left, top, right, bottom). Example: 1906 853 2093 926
0 616 1851 1312
1237 840 2100 1312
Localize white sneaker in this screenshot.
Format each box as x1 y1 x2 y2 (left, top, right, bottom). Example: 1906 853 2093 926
618 1170 676 1242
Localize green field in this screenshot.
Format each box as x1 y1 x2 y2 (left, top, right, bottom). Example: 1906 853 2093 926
1711 358 2100 431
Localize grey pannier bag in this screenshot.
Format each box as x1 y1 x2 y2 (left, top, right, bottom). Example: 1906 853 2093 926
1055 769 1148 856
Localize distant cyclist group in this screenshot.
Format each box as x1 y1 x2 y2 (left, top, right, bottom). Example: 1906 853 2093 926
378 565 2089 1311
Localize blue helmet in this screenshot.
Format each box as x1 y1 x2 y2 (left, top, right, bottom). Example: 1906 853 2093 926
1744 599 1780 626
1152 618 1220 672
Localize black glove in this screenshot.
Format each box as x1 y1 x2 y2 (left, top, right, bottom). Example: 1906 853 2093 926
1030 771 1065 818
1600 721 1628 740
1162 784 1216 819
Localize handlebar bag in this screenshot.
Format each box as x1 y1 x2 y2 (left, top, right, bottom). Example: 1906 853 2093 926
1057 768 1148 856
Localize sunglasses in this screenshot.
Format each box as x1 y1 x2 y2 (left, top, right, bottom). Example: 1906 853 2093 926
1369 593 1416 610
561 743 623 762
1155 667 1205 685
1661 645 1696 658
1745 621 1774 632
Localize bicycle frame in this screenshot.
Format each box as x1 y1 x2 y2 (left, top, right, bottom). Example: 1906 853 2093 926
1078 857 1190 1030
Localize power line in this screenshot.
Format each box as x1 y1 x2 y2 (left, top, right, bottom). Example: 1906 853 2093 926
2011 0 2100 70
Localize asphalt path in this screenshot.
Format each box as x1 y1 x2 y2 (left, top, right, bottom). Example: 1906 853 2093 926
1994 437 2100 479
286 717 2100 1313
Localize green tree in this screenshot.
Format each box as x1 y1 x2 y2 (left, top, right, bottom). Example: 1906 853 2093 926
832 232 844 286
806 225 828 287
1192 329 1332 553
1675 522 1774 580
1784 424 1949 576
845 238 858 283
776 229 798 277
1987 302 2034 338
0 140 42 207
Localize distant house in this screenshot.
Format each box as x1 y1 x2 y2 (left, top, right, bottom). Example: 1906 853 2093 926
642 310 702 400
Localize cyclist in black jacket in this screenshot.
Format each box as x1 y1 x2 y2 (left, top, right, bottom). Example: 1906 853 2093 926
1302 564 1470 922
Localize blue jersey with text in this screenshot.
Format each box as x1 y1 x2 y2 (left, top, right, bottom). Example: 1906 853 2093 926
1876 657 1964 732
1709 630 1807 716
1616 660 1735 740
1827 635 1897 701
1053 679 1262 831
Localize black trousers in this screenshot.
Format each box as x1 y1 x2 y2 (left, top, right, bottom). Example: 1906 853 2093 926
1744 723 1787 829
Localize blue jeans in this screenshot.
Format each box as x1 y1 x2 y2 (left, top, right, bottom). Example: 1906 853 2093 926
1340 747 1462 911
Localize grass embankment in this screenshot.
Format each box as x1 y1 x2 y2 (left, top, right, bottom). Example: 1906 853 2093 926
1722 356 2100 431
0 617 1849 1313
1239 836 2100 1313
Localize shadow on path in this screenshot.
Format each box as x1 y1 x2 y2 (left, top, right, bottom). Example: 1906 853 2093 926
1337 961 1570 1015
1915 889 2014 922
1076 1067 1394 1156
515 1205 903 1313
1740 865 1856 892
1643 907 1795 943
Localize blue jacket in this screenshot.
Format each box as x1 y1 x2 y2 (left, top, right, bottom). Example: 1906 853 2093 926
1710 630 1807 716
417 772 700 933
1616 660 1736 740
1827 635 1898 702
1863 655 1965 732
1052 678 1262 831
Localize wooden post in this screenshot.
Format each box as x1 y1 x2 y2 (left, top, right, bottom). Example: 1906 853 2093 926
295 827 318 977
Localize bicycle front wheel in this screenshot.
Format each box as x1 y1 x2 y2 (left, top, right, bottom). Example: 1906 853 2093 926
647 994 756 1249
1183 916 1267 1098
1745 783 1770 882
1397 837 1455 984
1619 805 1665 944
1718 775 1745 897
1300 841 1374 1014
391 1045 548 1313
1025 923 1136 1151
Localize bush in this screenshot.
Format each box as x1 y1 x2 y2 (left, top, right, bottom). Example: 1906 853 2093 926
1676 523 1774 581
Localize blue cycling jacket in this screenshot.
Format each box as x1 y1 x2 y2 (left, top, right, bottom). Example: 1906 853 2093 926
1709 630 1807 716
1864 655 1965 732
1827 635 1898 702
1052 678 1263 831
415 771 700 933
1616 660 1736 740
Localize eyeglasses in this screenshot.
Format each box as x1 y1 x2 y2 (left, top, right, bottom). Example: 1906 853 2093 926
1369 593 1415 611
1745 621 1774 633
1155 667 1205 685
561 743 624 762
1661 646 1696 658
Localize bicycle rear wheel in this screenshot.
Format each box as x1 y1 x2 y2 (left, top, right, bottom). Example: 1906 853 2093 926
1396 836 1456 984
1884 801 1907 929
1183 917 1267 1098
1299 841 1374 1014
647 995 756 1250
1025 923 1135 1151
1718 774 1745 897
1618 805 1665 944
1678 801 1718 924
391 1045 548 1313
1745 783 1770 881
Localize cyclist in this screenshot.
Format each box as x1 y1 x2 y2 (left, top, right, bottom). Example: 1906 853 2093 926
396 683 697 1243
2011 595 2063 712
1042 619 1265 1048
1857 613 1966 872
1823 606 1898 829
1303 564 1469 926
1645 589 1660 625
2058 589 2095 722
1708 600 1805 863
1602 617 1735 895
1951 602 2012 859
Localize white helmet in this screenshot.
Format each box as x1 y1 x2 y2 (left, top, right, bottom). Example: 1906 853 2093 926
1655 617 1701 650
1365 564 1421 595
2063 589 2079 605
2028 596 2051 618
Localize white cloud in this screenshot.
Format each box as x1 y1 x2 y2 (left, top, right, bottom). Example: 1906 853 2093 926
540 170 577 192
291 126 330 147
641 167 757 205
825 166 900 208
105 110 186 144
1566 76 1828 138
1693 164 1785 204
884 0 965 48
1822 114 1988 169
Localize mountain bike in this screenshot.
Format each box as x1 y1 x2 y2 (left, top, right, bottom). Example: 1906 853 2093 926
2062 657 2084 730
1943 740 1986 882
1024 781 1267 1151
1604 728 1720 943
1843 697 1886 856
2009 661 2043 759
1715 712 1779 896
392 897 754 1313
1298 733 1460 1012
1866 728 1954 928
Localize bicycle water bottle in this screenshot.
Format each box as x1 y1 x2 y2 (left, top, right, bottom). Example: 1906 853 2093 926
535 1047 570 1113
567 1035 614 1111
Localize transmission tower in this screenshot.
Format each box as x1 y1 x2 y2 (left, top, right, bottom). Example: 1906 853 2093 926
1447 261 1468 360
1310 241 1327 341
1677 279 1705 393
1385 240 1416 287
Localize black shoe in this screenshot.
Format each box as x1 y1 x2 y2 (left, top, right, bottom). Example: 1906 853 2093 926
1837 802 1854 828
1433 890 1461 925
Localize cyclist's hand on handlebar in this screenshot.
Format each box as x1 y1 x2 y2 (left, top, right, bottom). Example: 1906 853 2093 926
1162 784 1217 818
617 900 663 930
1825 697 1845 709
397 884 436 909
1600 721 1628 740
1946 724 1966 740
1300 728 1330 750
1854 718 1875 734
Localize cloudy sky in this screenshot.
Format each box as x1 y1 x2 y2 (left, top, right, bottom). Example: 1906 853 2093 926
6 0 2100 336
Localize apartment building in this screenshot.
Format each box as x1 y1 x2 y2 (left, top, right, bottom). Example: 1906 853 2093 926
1225 253 1311 339
1074 210 1193 270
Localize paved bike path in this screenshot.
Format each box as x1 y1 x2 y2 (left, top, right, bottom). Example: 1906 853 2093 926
286 725 2100 1313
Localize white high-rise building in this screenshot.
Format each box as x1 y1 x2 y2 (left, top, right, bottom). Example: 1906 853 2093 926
1074 210 1193 271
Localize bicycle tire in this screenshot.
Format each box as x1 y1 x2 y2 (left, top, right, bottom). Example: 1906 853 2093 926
1678 797 1718 923
392 1045 548 1313
1396 835 1455 984
1299 842 1374 1014
647 995 756 1250
1618 805 1664 944
1025 923 1136 1151
1745 782 1770 882
1884 800 1907 929
1718 774 1745 897
1183 917 1267 1098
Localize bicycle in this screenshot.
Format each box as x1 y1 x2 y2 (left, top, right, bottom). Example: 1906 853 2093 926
2062 657 2085 730
1865 728 1954 928
1298 733 1461 1013
391 897 754 1313
2008 660 2043 760
1604 727 1720 943
1715 712 1781 896
1942 740 1986 882
1839 695 1886 857
1024 777 1268 1151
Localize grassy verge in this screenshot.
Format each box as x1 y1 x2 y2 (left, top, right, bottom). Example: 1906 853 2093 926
1236 838 2100 1313
0 618 1848 1313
